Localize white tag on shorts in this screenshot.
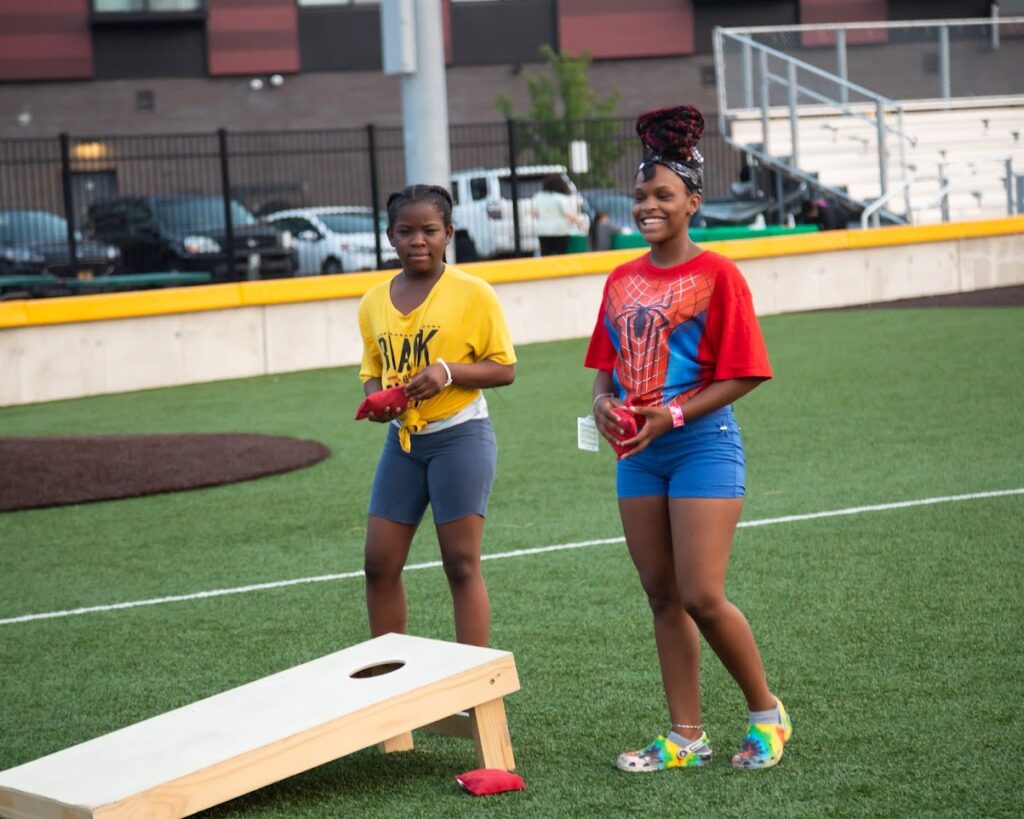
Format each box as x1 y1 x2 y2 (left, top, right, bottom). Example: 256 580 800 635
577 415 600 452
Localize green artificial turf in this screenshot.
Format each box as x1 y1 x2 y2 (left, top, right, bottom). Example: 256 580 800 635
1 307 1022 817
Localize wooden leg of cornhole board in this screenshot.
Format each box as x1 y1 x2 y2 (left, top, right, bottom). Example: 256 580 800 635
376 661 415 753
399 700 515 770
0 634 520 819
469 697 515 770
378 731 415 753
420 711 472 739
387 699 516 770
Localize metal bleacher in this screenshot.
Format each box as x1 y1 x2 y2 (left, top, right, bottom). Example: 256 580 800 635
714 16 1024 227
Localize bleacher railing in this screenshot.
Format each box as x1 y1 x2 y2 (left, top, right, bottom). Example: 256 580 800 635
717 16 1024 106
714 16 1024 227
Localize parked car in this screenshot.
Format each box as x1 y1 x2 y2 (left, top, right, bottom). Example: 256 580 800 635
264 207 397 275
582 188 712 242
0 209 120 279
87 195 297 281
450 165 589 259
580 188 637 235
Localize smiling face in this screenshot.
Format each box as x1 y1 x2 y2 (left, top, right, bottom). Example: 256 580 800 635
632 163 702 246
387 200 453 277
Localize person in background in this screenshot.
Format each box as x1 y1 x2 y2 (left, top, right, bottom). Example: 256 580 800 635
731 156 759 200
590 210 622 251
532 174 586 256
799 197 848 231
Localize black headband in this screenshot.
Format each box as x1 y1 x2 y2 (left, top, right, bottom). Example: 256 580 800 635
638 148 704 195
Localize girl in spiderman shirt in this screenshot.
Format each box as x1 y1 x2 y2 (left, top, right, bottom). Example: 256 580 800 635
585 105 792 773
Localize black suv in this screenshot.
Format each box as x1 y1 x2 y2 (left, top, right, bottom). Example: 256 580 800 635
87 195 297 280
0 209 121 279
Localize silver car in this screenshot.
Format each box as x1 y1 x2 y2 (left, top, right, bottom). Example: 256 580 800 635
264 207 397 275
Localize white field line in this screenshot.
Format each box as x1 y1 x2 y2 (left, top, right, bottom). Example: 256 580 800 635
2 487 1021 627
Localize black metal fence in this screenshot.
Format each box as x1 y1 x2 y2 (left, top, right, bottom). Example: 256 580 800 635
0 116 743 297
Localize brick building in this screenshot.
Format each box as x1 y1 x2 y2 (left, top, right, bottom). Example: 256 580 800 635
0 0 994 139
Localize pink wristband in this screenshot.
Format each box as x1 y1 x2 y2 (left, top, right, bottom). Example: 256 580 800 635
668 404 685 428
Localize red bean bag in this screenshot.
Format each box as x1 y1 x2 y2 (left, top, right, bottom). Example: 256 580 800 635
609 406 646 458
454 768 525 796
354 385 408 420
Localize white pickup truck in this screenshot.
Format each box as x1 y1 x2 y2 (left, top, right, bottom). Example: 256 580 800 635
450 165 589 259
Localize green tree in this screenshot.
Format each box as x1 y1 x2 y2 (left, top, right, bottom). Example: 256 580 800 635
496 45 627 188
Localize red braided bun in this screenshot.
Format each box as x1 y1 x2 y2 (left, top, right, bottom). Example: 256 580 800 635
635 106 705 162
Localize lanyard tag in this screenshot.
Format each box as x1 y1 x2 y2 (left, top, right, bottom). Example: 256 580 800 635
577 415 600 452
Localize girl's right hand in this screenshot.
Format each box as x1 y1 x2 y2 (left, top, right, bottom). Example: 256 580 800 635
593 395 626 443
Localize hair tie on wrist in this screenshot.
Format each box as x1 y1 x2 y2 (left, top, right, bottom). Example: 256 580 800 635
436 358 453 388
592 392 613 411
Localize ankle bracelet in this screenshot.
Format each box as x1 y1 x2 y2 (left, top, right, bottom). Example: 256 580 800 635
672 723 703 730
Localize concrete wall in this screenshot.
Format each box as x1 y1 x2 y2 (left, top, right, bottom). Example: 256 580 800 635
744 233 1024 314
2 225 1023 407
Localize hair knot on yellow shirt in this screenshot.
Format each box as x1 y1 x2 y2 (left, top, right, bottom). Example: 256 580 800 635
397 407 428 453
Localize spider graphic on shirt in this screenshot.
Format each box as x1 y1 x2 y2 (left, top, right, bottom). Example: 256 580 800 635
616 292 676 341
606 272 713 401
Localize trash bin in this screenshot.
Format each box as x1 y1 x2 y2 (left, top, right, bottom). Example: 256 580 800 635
567 235 589 253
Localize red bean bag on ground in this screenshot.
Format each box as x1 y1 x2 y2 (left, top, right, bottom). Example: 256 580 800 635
454 768 525 796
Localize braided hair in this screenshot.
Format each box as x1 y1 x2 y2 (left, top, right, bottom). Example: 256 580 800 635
635 105 705 194
386 184 454 229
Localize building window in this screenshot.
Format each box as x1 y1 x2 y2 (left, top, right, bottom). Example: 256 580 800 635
93 0 202 11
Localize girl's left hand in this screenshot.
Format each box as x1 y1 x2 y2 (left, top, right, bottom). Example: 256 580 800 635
618 406 673 458
365 406 405 423
404 363 448 401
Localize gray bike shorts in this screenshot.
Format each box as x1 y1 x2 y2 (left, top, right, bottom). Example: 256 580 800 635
368 418 498 525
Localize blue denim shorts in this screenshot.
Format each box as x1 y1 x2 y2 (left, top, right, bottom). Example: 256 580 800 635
368 418 497 525
616 405 746 499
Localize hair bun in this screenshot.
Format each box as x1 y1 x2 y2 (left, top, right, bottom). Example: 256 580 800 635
636 106 705 161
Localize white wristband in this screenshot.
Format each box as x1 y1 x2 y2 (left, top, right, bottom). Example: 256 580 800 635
592 392 613 411
436 358 453 388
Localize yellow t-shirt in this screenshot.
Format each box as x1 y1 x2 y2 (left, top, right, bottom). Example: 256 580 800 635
358 265 516 447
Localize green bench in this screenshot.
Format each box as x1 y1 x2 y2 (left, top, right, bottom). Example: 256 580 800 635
609 224 819 250
0 271 213 298
0 275 60 288
61 272 213 292
0 274 65 297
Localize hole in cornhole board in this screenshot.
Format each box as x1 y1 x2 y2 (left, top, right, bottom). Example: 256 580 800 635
349 661 406 679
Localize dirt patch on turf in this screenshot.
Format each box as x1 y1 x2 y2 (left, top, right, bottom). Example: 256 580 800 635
0 434 330 512
837 284 1024 310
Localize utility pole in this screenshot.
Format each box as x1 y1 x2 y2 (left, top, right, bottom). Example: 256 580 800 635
381 0 451 190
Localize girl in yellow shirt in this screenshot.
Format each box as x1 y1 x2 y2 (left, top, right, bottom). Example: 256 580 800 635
357 184 517 647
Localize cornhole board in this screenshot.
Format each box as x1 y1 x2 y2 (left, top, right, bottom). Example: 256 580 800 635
0 633 519 819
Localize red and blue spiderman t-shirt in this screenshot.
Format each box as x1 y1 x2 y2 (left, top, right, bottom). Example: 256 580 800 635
585 250 773 407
